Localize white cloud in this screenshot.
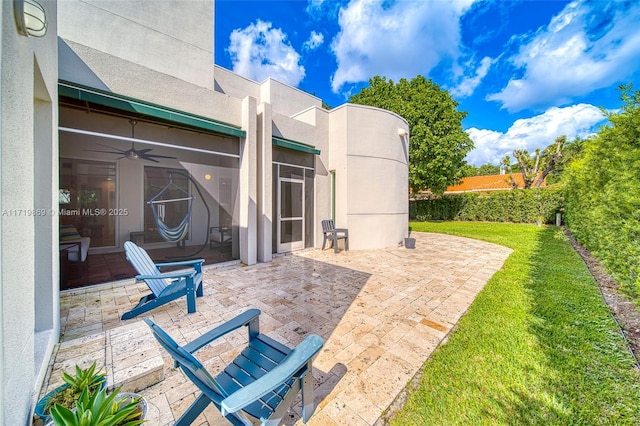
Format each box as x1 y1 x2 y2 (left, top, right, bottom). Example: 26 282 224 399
488 1 640 112
450 56 493 98
303 31 324 51
306 0 326 13
228 20 305 87
306 0 341 19
330 0 476 93
465 103 606 166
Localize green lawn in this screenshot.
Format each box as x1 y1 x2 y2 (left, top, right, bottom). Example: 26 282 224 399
391 222 640 425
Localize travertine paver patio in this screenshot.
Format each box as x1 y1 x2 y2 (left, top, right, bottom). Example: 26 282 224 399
45 232 512 425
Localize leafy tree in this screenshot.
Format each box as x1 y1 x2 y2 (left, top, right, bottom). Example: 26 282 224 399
502 136 566 189
478 164 501 176
545 137 585 184
350 75 474 195
458 164 478 178
459 163 501 178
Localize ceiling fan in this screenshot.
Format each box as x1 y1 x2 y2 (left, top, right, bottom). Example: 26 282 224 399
84 119 177 163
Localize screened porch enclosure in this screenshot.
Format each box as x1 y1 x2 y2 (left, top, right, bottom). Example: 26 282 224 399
58 100 241 287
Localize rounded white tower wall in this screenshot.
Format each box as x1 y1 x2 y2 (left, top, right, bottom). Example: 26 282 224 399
342 104 409 250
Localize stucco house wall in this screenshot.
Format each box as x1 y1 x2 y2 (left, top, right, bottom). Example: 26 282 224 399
261 78 322 117
58 40 243 129
1 1 59 424
214 64 262 102
58 0 214 89
329 104 410 249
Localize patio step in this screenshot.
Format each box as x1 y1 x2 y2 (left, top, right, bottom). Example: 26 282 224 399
49 321 165 395
105 321 165 393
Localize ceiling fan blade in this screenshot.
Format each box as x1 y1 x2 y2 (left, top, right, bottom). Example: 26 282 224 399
96 143 125 151
83 149 127 155
82 141 177 162
142 154 178 160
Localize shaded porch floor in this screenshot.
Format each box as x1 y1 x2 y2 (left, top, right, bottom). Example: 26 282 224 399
46 232 512 425
65 244 235 289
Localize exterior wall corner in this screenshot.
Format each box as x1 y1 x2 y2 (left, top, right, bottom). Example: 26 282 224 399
239 96 258 265
257 102 273 262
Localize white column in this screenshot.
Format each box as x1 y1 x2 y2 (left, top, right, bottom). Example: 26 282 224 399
239 96 257 265
256 102 273 262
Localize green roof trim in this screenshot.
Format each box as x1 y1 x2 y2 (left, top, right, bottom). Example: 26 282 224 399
58 80 246 138
272 137 320 155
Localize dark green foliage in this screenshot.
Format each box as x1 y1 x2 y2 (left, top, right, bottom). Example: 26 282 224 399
458 163 502 177
563 85 640 299
410 187 564 224
546 137 585 184
350 75 473 195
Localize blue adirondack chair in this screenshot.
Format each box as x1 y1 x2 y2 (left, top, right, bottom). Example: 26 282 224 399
121 241 204 320
145 309 324 426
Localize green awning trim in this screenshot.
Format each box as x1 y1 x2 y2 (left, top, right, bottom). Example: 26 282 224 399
272 137 320 155
59 80 246 138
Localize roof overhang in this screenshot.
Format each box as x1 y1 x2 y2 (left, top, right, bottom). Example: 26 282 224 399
58 80 246 138
272 136 320 155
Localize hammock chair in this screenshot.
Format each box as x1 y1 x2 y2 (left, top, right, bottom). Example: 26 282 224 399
148 173 194 243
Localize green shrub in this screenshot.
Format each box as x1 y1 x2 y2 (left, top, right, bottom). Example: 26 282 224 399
410 186 564 224
563 86 640 299
50 386 145 426
45 361 106 415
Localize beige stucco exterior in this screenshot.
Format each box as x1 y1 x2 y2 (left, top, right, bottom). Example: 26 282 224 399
331 104 410 249
1 0 409 422
1 0 59 424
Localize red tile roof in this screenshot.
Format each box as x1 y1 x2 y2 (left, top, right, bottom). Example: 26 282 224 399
445 173 545 193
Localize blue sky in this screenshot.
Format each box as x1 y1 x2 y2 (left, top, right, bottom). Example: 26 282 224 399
214 0 640 166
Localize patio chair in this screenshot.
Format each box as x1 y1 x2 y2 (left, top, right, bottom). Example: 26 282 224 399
145 309 324 426
121 241 204 320
321 219 349 253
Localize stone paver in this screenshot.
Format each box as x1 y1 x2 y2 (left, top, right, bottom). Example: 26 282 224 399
45 232 512 425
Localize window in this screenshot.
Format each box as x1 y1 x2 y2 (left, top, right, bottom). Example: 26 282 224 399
59 158 117 247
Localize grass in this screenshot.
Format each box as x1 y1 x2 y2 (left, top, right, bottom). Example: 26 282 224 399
391 221 640 425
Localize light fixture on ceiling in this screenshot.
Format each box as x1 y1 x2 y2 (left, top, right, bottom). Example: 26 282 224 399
14 0 47 37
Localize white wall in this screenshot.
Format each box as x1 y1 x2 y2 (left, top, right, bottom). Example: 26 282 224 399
328 104 409 250
272 111 319 145
58 39 244 129
58 0 214 89
261 78 322 117
0 0 59 424
327 107 350 228
214 65 261 103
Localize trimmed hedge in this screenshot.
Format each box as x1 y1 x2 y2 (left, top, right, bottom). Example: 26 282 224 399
563 88 640 299
410 187 564 223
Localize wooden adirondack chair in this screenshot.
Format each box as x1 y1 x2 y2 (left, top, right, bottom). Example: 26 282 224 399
321 219 349 253
121 241 204 320
145 309 324 426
